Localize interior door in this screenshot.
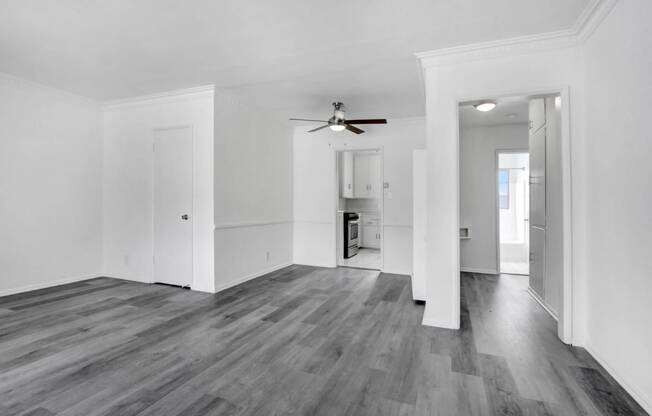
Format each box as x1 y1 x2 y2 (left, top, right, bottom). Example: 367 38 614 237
529 226 546 298
529 98 546 133
529 126 546 227
153 127 193 286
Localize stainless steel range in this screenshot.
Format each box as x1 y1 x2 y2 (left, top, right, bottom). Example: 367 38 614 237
343 212 359 258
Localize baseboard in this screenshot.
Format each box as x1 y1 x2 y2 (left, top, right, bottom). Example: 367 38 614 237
214 262 292 293
527 287 559 321
381 268 412 276
421 314 458 329
584 343 652 414
460 267 498 275
103 274 153 284
0 273 103 298
421 304 459 329
293 261 337 269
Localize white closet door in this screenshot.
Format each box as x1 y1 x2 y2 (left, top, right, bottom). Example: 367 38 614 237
529 98 546 133
153 127 193 287
529 226 546 299
529 127 546 227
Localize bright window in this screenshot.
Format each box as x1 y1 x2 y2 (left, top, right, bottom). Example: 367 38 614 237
498 169 509 209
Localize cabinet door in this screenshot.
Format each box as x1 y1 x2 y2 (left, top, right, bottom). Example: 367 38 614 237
362 225 380 248
529 98 546 133
354 154 370 198
529 226 546 299
368 154 381 198
529 127 546 227
341 152 354 198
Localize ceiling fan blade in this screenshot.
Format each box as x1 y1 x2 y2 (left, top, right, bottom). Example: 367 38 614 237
308 125 330 133
290 118 328 122
345 124 365 134
345 119 387 125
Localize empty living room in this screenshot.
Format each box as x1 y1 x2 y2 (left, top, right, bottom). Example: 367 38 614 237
0 1 650 415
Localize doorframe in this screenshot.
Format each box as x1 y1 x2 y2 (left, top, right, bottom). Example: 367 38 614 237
495 148 529 276
332 145 385 271
457 86 572 344
151 124 195 288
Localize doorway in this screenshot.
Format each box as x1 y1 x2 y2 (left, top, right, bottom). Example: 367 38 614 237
458 92 568 342
153 126 193 287
335 149 383 270
497 151 529 275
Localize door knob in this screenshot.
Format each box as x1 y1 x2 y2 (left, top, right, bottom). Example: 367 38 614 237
181 214 189 220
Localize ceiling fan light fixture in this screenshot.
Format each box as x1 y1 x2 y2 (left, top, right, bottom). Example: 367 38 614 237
474 101 497 112
329 124 346 132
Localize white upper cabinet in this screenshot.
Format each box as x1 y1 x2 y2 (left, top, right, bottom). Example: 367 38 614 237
353 154 370 198
341 152 354 198
352 153 381 199
368 154 381 198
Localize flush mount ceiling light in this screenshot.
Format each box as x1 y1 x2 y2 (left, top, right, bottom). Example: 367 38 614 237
474 101 497 112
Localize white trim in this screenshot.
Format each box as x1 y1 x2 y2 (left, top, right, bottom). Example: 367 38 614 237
101 274 152 284
460 267 498 275
102 85 215 110
0 273 103 298
415 0 619 68
417 30 577 67
214 219 292 230
213 262 292 293
527 287 559 321
584 344 652 415
574 0 619 43
422 304 458 329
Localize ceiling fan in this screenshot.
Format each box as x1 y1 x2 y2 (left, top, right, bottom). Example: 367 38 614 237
290 102 387 134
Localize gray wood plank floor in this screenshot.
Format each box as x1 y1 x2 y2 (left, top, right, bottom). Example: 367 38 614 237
0 266 647 415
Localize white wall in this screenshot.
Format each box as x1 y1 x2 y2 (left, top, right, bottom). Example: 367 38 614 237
293 118 425 274
0 73 103 295
214 91 293 291
420 43 580 330
580 0 652 410
102 87 215 293
419 0 651 411
459 124 528 273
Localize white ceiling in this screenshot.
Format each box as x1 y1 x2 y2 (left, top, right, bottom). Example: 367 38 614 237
459 97 530 127
0 0 589 119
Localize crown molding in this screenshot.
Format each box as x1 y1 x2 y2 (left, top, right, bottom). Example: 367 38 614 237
416 0 618 68
574 0 619 42
102 84 215 111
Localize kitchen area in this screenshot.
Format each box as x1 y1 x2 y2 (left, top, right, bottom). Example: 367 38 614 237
336 149 382 270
